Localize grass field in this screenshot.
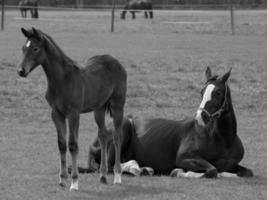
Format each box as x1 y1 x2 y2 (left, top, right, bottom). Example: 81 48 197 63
0 10 267 200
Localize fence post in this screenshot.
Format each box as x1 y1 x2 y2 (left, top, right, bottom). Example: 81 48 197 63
1 0 5 30
230 0 235 35
111 0 115 32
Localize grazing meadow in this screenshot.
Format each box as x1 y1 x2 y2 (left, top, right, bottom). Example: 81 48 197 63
0 9 267 200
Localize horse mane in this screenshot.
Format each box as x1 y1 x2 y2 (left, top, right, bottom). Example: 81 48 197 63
39 30 82 70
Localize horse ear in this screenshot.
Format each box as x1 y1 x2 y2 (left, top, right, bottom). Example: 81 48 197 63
220 68 232 83
32 27 42 41
21 28 31 38
205 66 212 80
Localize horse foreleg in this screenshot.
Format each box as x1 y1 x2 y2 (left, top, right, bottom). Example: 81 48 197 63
149 11 153 19
68 112 80 191
30 9 34 18
35 8 39 18
131 11 136 19
121 11 127 19
144 11 148 19
111 108 124 184
175 157 218 178
52 110 68 188
229 164 253 177
94 109 109 184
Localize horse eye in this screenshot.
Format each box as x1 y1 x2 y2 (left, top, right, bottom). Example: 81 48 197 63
33 47 39 52
215 90 222 96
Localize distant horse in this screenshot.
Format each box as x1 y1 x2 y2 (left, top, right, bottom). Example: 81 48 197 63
19 0 39 19
17 27 127 190
79 67 253 178
121 0 153 20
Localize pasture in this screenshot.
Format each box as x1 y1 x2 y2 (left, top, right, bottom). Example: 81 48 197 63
0 9 267 200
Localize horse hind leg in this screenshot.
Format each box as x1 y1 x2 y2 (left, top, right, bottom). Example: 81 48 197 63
51 110 68 188
131 11 136 19
110 101 125 184
149 11 153 19
94 108 109 184
144 11 148 19
121 11 127 19
68 112 80 191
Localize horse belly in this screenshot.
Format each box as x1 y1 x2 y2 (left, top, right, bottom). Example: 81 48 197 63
135 143 177 174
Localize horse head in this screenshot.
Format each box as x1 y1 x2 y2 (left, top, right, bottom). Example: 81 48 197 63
195 67 232 127
17 27 45 77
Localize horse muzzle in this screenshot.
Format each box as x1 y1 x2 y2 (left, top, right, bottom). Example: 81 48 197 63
17 65 28 77
195 109 210 126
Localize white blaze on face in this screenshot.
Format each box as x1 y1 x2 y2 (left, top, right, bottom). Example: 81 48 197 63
25 40 31 48
195 84 215 126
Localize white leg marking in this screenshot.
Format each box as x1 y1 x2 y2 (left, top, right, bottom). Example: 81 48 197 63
178 171 205 178
195 84 215 126
70 180 79 191
121 160 141 176
219 172 238 178
114 172 122 184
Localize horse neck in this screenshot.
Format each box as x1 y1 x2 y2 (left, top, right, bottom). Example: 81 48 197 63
213 90 237 145
41 38 77 89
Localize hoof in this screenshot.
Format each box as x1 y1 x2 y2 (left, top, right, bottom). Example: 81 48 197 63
100 176 107 184
70 180 79 191
170 168 184 178
238 169 254 177
204 169 218 178
59 182 67 189
113 173 122 184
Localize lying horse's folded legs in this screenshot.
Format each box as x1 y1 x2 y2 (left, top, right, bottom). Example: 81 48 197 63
52 110 68 188
177 157 218 178
68 112 80 191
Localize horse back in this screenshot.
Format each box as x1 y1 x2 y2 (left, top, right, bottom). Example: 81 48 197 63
84 55 126 83
132 117 192 174
126 0 153 10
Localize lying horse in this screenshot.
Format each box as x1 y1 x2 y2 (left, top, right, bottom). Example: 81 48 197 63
17 28 127 190
79 67 253 178
121 0 153 20
19 0 39 19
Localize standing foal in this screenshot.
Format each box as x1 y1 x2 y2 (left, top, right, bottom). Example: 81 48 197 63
17 27 127 190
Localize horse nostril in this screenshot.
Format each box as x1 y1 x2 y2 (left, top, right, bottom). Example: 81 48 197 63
201 112 209 123
17 67 26 77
